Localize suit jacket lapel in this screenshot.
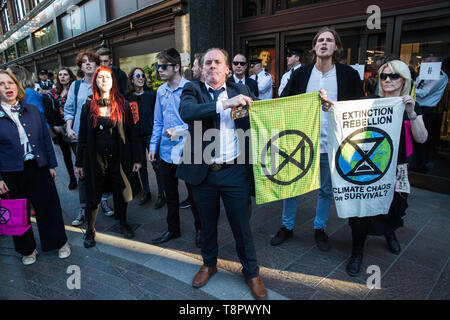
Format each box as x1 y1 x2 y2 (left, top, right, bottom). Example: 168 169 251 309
300 64 314 94
200 82 213 102
336 63 344 101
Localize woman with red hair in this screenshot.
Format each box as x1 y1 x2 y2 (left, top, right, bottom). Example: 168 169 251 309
75 66 142 248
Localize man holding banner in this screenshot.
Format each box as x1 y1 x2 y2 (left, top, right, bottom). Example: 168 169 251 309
270 27 364 251
177 48 267 300
326 60 427 276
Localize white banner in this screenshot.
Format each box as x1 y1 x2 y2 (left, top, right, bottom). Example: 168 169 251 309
327 97 405 219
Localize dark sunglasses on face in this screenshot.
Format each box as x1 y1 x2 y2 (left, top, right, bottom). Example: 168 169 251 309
156 63 175 71
135 73 145 79
380 72 401 81
232 61 247 66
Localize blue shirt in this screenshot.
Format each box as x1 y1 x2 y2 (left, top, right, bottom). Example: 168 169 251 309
415 71 448 107
150 77 189 164
64 79 92 141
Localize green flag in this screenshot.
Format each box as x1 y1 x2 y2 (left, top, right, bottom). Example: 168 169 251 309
249 92 321 204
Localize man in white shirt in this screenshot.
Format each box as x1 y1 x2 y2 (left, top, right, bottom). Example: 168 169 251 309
178 48 267 300
249 58 273 100
278 48 302 96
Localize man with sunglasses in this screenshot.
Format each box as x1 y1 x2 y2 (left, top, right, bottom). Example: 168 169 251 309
278 48 302 96
249 58 273 100
149 48 202 246
230 54 259 97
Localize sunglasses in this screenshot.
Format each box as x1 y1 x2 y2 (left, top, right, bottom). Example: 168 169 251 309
156 63 176 71
380 73 401 81
135 73 145 79
232 61 247 66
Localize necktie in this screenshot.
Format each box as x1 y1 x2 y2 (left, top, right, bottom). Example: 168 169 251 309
290 68 294 77
255 74 258 84
209 87 225 102
238 80 243 84
10 105 22 113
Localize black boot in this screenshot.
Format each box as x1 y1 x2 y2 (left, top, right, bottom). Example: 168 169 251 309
138 192 152 206
154 194 166 210
346 253 363 277
68 176 78 190
385 232 401 254
84 229 96 248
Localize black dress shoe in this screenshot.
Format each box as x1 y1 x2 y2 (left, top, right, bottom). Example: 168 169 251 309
68 177 78 190
385 232 401 254
315 229 331 252
346 254 363 277
84 230 96 248
270 226 293 246
195 229 202 248
120 223 135 239
152 231 180 244
138 192 152 206
154 194 166 210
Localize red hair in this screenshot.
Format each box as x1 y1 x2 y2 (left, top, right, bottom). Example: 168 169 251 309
90 66 126 127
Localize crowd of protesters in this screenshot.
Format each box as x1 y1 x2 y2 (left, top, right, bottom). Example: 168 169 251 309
1 26 448 300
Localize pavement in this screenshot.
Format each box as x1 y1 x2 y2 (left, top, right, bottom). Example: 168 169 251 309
1 145 449 301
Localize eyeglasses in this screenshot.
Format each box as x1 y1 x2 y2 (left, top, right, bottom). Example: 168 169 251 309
232 61 247 66
135 73 145 79
156 64 176 71
380 73 401 81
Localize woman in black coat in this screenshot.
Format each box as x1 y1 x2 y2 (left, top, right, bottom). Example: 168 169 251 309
75 66 142 248
126 67 165 208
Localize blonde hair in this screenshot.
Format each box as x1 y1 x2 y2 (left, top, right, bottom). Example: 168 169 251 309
0 69 26 102
378 60 411 97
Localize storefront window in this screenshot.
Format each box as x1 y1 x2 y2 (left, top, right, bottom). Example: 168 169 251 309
33 22 56 51
5 46 16 61
120 52 163 90
400 21 450 177
17 37 31 57
242 0 266 18
274 0 333 11
246 40 276 82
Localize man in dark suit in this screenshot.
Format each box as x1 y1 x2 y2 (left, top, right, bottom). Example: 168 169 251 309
271 27 364 252
177 48 267 300
229 53 259 97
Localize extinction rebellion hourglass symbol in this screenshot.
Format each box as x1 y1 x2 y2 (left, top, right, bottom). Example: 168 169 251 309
0 207 11 224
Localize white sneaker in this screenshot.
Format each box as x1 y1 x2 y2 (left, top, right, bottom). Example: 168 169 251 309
22 249 38 265
58 242 71 259
101 200 114 217
72 208 85 226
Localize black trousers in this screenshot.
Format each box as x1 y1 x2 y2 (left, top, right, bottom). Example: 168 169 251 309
1 160 67 256
56 133 76 180
413 106 439 170
70 142 87 206
139 136 165 195
190 164 259 279
85 154 128 232
349 192 408 255
160 160 200 233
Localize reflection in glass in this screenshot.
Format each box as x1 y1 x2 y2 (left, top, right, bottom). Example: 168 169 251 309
242 0 266 17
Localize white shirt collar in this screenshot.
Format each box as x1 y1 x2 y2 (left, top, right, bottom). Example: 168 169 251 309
233 75 245 84
205 81 227 93
1 101 19 110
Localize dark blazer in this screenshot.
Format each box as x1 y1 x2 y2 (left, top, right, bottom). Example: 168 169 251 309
176 80 256 186
0 101 57 180
75 100 142 206
229 76 259 97
281 63 364 100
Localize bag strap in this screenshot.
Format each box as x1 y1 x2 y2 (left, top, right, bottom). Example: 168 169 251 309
73 80 82 116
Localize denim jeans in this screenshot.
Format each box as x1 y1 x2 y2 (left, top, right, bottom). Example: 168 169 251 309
281 153 333 230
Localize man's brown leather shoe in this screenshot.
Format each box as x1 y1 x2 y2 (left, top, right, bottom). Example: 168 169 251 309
246 276 267 300
192 265 217 288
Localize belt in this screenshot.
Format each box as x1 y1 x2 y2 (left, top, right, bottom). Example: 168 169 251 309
209 163 235 171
